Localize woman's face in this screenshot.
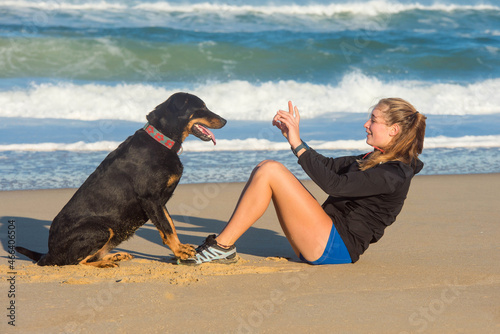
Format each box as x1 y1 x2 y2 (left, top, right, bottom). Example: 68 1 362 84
364 105 398 150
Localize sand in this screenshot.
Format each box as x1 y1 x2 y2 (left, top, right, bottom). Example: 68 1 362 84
1 174 499 333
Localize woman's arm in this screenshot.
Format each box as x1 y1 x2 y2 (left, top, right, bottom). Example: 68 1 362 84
299 150 405 197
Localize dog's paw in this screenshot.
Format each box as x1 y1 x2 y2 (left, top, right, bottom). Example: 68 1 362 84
82 260 120 268
110 252 134 262
100 261 120 268
175 243 196 260
101 252 133 263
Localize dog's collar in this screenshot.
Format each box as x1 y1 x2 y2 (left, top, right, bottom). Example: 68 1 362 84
143 122 183 154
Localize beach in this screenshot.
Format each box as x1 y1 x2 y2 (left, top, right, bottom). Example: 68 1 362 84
1 174 499 333
1 0 499 332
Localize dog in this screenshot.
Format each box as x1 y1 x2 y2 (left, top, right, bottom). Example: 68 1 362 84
16 92 226 268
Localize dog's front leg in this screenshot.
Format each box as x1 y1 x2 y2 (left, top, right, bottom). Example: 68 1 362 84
159 206 196 259
143 202 196 259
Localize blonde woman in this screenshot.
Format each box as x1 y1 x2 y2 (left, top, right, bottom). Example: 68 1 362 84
181 98 426 265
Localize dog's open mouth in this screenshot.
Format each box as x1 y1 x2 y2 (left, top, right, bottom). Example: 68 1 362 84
192 124 217 145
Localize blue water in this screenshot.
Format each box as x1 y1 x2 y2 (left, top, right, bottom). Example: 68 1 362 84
1 0 499 190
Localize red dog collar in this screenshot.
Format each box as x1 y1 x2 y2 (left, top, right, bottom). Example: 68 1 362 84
143 122 183 154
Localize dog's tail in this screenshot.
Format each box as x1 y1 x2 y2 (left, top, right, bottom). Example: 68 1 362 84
15 246 44 262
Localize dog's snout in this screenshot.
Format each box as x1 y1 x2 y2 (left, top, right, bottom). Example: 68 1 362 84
219 117 227 128
205 110 226 129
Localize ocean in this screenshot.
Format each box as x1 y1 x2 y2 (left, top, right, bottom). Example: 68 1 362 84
1 0 499 191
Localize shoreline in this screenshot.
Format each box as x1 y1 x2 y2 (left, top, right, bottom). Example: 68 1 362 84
3 148 500 192
2 171 500 193
1 174 499 333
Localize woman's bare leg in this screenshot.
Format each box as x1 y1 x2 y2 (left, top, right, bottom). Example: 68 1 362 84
216 160 333 262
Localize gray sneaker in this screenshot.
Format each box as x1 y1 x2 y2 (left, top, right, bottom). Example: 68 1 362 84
178 234 237 265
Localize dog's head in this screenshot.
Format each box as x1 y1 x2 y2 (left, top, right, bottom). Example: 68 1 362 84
146 92 226 145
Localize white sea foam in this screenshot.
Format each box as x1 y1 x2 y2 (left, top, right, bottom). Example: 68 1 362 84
4 0 496 34
1 135 498 152
1 72 499 121
183 138 372 152
2 0 497 16
423 135 500 149
0 141 120 152
168 135 500 151
134 1 500 17
0 0 127 11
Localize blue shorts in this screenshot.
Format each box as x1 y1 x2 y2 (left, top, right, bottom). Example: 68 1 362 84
300 223 352 265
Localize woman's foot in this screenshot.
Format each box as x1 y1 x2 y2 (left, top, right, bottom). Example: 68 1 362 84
178 234 238 265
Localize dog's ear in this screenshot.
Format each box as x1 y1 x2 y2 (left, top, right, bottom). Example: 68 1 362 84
147 92 210 125
146 108 159 124
171 93 189 112
146 92 193 126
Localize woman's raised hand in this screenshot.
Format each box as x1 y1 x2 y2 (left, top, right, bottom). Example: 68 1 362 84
272 101 302 148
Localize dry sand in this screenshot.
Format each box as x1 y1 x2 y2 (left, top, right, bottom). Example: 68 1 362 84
1 174 499 333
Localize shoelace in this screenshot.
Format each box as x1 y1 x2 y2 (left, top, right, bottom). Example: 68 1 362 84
196 238 215 252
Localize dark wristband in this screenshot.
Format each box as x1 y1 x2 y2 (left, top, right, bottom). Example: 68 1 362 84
291 140 310 157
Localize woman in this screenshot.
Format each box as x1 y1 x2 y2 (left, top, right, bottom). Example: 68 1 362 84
180 98 426 265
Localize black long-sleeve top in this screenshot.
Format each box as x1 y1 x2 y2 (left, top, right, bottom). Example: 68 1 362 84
298 148 423 263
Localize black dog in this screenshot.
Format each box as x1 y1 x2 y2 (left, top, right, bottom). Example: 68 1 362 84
16 92 226 268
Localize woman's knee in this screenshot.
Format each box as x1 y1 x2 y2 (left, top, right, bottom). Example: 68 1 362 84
256 159 279 167
252 160 295 184
255 160 287 175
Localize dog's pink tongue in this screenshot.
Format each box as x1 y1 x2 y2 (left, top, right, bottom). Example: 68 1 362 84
200 125 216 145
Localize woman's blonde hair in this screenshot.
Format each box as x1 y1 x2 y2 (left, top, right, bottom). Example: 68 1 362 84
358 97 426 171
